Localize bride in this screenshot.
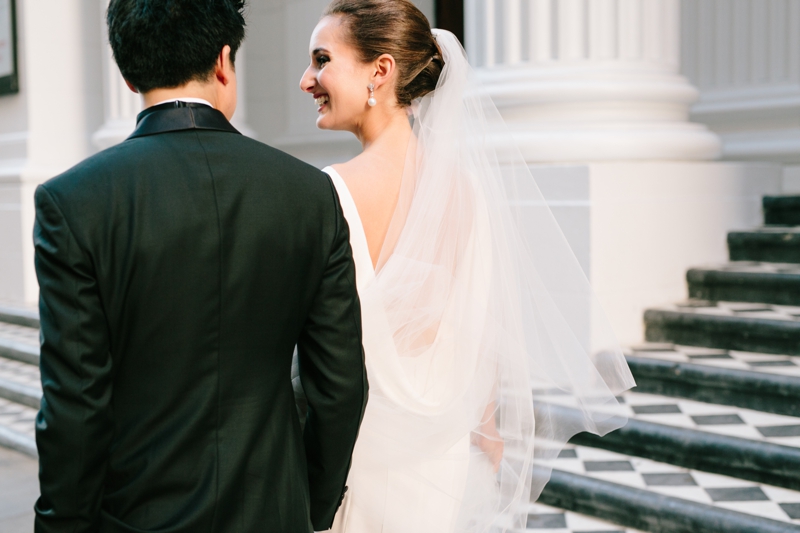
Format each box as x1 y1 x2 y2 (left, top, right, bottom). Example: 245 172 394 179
299 1 636 531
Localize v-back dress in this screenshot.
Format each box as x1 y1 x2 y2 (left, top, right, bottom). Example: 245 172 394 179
324 167 472 533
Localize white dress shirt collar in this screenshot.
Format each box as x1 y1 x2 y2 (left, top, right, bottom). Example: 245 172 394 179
152 97 214 108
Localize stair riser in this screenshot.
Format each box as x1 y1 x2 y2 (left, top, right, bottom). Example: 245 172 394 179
644 311 800 355
572 420 800 491
763 196 800 226
539 469 796 533
730 246 800 264
0 340 39 366
688 282 800 307
633 376 800 418
0 308 39 329
627 356 800 417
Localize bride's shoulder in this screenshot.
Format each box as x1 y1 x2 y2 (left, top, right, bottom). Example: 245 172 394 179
330 156 374 187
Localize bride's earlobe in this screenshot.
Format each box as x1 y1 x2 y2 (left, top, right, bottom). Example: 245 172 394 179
368 84 377 107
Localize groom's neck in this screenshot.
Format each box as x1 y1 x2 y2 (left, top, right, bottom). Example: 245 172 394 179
142 81 219 111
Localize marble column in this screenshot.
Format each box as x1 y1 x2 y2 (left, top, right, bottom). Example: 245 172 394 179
92 0 140 150
466 0 721 161
681 0 800 172
230 43 256 138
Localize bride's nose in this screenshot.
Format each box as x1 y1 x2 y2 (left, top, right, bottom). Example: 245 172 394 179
300 67 316 93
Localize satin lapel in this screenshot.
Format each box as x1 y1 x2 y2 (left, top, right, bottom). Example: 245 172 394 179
127 103 241 140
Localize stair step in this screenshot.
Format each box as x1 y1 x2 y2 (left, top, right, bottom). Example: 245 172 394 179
0 322 40 366
688 263 800 306
728 227 800 264
527 502 645 532
625 349 800 416
0 304 40 329
539 449 800 533
764 196 800 227
561 389 800 490
0 398 36 458
0 356 41 410
644 302 800 355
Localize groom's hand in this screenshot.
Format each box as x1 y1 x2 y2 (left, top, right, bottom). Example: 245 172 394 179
297 179 368 531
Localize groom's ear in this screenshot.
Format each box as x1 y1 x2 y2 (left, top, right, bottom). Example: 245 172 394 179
124 79 139 94
215 45 235 86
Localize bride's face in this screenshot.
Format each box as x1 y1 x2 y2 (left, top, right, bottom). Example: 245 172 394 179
300 16 377 132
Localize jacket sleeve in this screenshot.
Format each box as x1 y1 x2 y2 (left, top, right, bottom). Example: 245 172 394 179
32 185 114 533
297 182 368 531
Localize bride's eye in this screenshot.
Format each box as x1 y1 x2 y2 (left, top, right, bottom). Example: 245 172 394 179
316 55 330 67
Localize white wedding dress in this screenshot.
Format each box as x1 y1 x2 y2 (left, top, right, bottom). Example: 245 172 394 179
325 167 476 533
294 30 635 533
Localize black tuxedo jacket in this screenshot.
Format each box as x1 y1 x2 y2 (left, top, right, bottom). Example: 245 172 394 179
33 102 367 533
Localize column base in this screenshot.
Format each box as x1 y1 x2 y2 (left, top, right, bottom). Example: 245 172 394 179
477 63 722 161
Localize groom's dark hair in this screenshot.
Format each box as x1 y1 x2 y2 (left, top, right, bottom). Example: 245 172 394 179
107 0 246 94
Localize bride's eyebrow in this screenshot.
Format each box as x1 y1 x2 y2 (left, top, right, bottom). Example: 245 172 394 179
312 48 330 56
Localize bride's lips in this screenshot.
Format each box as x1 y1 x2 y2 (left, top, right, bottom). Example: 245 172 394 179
314 93 330 112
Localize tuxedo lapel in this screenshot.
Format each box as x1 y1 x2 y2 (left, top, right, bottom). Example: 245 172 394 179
128 101 241 140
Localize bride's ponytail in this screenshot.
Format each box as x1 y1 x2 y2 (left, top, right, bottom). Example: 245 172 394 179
323 0 445 107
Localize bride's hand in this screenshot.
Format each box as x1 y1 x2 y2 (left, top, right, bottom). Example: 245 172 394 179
473 428 504 473
472 402 503 472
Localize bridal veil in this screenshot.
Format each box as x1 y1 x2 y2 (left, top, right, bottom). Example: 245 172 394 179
310 29 636 532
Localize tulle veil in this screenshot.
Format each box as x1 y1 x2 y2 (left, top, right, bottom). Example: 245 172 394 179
295 28 635 532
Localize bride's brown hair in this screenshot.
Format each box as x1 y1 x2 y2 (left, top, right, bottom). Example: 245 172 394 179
323 0 444 107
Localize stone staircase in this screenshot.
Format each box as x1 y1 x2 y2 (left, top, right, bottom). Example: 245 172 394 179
2 197 800 532
0 305 40 458
534 195 800 532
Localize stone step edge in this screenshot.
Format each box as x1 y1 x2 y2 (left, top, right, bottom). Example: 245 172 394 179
539 468 798 533
0 337 39 366
763 196 800 226
571 414 800 492
626 355 800 417
0 305 40 329
644 308 800 356
0 424 37 458
0 377 41 410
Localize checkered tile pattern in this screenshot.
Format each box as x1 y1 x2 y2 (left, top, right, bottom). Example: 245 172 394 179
548 445 800 525
627 343 800 378
620 390 800 448
525 503 646 532
695 261 800 273
738 227 800 236
651 300 800 323
693 261 800 276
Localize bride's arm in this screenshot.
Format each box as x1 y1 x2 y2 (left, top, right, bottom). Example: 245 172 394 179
472 401 504 472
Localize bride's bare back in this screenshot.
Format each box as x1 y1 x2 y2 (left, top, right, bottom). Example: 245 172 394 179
331 116 412 269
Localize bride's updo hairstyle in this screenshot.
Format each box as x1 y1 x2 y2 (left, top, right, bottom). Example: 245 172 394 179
323 0 444 107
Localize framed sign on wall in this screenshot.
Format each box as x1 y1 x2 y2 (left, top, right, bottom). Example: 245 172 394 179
0 0 18 95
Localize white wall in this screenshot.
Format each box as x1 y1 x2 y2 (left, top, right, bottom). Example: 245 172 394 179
532 162 782 345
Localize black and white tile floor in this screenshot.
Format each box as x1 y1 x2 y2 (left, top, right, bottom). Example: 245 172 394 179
627 343 800 377
526 502 646 533
619 390 800 445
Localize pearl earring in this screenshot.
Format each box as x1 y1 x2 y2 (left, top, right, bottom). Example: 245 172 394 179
368 84 377 107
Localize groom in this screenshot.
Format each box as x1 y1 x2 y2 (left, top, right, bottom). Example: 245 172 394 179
32 1 367 532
